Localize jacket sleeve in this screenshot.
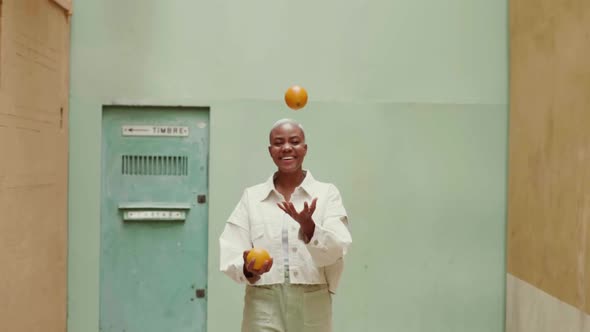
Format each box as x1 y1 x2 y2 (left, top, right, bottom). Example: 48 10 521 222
219 190 252 284
301 184 352 267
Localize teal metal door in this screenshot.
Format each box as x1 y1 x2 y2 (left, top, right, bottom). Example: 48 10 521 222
100 106 209 332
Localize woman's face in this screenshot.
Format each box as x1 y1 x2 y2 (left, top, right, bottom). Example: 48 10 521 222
268 123 307 173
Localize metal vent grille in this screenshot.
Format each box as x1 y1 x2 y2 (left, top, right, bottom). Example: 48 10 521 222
122 155 188 176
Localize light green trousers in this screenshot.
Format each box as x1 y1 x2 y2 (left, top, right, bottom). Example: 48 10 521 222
241 283 332 332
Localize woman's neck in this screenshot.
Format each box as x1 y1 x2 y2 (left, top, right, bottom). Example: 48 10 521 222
273 169 306 200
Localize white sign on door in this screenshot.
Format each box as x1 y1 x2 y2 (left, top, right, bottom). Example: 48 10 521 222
122 125 189 137
124 210 186 221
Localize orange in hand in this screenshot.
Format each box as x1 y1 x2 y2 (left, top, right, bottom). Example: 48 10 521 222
246 248 271 270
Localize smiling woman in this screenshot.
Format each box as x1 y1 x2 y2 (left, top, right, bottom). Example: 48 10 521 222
219 118 352 332
268 119 308 186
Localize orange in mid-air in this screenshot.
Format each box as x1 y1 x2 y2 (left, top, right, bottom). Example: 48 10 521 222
284 85 308 110
246 248 271 270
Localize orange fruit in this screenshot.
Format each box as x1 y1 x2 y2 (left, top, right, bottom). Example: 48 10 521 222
246 248 271 270
284 85 308 110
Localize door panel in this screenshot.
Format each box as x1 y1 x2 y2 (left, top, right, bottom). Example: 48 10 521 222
100 106 209 332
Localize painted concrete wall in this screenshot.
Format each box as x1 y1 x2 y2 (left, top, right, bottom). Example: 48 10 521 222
68 1 507 331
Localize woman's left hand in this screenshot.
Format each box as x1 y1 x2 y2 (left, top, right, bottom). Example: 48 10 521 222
278 198 318 239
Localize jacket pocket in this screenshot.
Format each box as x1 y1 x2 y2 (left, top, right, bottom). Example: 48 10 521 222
250 224 265 246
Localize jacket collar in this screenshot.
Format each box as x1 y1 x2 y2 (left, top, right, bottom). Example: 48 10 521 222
259 170 316 201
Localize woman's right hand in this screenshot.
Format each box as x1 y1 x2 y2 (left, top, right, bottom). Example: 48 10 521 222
242 250 273 280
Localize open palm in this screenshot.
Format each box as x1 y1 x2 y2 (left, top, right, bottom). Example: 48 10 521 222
277 198 318 225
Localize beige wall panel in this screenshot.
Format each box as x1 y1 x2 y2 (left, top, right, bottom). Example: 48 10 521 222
508 0 590 319
0 0 69 331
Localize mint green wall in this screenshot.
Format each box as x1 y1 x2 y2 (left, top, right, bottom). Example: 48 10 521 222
68 1 507 332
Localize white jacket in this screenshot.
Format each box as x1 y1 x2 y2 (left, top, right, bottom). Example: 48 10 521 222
219 171 352 294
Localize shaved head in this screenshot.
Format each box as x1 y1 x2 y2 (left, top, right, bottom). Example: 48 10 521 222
269 118 305 142
268 118 307 173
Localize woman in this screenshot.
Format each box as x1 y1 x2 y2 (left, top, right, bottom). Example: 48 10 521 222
219 118 352 332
